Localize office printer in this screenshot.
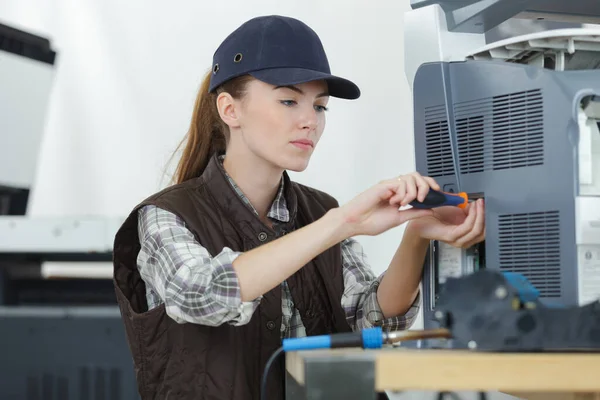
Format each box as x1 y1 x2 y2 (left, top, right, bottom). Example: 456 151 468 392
0 22 137 399
404 0 600 332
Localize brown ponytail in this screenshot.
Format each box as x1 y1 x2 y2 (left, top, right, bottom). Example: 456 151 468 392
171 69 254 185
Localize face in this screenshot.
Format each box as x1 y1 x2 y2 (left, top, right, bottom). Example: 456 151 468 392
218 78 329 172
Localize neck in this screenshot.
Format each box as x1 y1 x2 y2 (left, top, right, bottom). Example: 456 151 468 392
222 147 283 221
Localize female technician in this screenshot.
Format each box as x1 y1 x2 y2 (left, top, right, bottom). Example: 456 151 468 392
112 15 485 400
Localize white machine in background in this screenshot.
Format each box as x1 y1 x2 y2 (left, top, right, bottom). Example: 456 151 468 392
0 23 54 213
0 22 137 400
403 0 600 335
0 23 121 278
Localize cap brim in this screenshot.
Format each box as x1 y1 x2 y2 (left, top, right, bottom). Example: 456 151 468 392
250 67 360 100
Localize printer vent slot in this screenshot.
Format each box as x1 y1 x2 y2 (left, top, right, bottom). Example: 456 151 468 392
498 210 561 298
424 105 454 177
492 89 544 170
26 372 69 400
456 115 485 174
453 89 544 174
79 366 122 400
24 367 122 400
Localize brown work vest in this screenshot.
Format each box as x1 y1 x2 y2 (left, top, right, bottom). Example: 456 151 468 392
112 153 352 399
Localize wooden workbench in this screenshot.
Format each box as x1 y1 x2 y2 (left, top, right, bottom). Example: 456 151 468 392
285 347 600 400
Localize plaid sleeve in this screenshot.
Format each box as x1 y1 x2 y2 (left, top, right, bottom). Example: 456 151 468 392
136 205 261 326
341 237 420 333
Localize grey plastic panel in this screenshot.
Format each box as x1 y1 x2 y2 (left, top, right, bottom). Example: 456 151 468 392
410 0 600 33
0 311 139 399
412 60 600 327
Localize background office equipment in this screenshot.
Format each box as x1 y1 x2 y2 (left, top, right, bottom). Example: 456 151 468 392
0 22 138 400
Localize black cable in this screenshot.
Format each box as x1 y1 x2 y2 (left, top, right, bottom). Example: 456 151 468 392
436 392 488 400
436 392 463 400
260 346 284 400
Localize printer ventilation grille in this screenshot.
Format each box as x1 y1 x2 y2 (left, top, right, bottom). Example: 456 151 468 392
424 105 454 177
454 89 544 174
25 366 123 400
498 210 561 298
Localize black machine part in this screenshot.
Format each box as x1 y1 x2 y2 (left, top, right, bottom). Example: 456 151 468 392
433 270 600 351
0 186 29 215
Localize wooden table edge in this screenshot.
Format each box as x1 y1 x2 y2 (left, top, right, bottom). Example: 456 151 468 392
285 348 600 393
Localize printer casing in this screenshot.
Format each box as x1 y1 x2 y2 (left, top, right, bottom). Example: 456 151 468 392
413 60 600 327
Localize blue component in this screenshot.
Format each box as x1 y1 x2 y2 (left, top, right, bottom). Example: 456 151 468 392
282 328 384 352
502 272 540 303
362 327 383 349
283 335 331 352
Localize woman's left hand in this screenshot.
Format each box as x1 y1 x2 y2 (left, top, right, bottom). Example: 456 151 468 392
408 198 486 249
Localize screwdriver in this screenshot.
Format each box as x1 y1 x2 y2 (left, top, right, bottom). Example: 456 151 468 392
409 189 469 209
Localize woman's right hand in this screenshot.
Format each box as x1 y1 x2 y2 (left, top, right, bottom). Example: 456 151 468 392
339 173 440 237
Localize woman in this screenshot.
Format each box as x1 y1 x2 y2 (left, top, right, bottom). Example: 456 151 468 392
112 15 485 400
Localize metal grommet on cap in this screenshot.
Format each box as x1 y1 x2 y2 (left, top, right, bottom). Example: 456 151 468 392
213 63 219 74
258 232 268 242
233 53 243 63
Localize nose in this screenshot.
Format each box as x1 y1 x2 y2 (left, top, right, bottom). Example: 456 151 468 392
300 105 318 131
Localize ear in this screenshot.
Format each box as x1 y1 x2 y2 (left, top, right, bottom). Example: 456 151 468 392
216 92 241 129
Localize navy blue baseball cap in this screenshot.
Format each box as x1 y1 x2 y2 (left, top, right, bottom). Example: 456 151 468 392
208 15 360 100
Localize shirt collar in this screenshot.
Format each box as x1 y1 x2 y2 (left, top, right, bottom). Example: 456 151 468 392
218 155 290 223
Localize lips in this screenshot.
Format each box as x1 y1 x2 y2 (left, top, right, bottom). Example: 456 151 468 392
290 139 314 147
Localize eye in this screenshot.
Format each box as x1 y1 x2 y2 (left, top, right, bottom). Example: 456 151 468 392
280 100 297 107
315 105 329 112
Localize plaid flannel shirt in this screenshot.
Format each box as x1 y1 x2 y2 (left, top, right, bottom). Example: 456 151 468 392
136 159 420 338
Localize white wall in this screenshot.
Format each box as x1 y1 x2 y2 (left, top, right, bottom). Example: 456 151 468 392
2 0 418 297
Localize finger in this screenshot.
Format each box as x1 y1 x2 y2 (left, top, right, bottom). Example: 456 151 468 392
377 180 402 202
424 176 441 191
445 201 478 244
388 179 407 206
463 199 486 247
455 201 485 248
400 175 418 206
480 201 486 240
412 173 431 203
